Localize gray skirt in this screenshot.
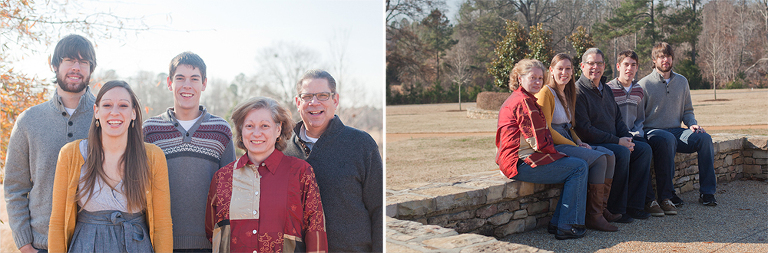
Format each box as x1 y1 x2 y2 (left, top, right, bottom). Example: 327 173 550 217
551 123 613 165
69 210 153 253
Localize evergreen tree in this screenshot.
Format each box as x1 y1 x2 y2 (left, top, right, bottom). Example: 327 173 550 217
566 26 595 77
526 23 554 65
488 20 529 90
421 9 457 84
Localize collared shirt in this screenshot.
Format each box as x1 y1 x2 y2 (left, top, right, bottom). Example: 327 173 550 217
496 87 566 179
206 151 327 253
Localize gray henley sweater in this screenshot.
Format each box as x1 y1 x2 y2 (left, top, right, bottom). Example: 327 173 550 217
284 116 383 252
143 106 236 249
4 87 95 250
637 68 697 130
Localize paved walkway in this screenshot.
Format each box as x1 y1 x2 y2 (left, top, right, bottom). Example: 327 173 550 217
387 179 768 252
501 179 768 252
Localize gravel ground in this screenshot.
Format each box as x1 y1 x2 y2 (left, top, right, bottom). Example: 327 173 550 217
501 180 768 253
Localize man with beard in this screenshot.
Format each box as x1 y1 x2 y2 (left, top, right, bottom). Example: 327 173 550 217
638 42 718 206
573 48 653 223
4 34 97 253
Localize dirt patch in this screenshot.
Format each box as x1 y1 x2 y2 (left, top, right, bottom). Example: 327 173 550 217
702 99 731 102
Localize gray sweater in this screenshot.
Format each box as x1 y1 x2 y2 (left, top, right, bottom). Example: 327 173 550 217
284 116 383 252
143 106 236 249
4 88 95 249
638 68 697 129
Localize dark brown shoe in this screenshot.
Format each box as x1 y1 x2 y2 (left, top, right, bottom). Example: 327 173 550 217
585 184 618 232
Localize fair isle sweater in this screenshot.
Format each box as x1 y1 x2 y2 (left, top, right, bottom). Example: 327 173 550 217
283 116 383 253
607 78 645 137
143 106 236 249
638 68 698 130
4 87 95 250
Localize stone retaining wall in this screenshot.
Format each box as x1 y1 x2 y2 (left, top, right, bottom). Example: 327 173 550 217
466 107 499 119
386 134 768 241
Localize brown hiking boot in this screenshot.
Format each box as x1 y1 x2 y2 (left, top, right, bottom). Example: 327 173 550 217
660 199 678 215
603 178 621 222
645 200 665 217
586 184 618 232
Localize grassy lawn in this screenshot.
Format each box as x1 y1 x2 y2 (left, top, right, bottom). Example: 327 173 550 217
386 89 768 190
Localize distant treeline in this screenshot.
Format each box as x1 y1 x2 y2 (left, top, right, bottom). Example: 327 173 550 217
386 0 768 105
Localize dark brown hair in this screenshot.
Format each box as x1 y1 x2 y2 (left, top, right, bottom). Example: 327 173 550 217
51 34 97 73
546 53 577 123
231 97 294 152
78 80 150 212
617 50 639 65
169 51 207 81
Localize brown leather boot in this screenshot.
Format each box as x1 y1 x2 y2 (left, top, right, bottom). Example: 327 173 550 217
586 183 618 232
602 178 621 222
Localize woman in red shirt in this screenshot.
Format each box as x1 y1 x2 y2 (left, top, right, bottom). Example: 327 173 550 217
206 97 327 252
495 59 590 240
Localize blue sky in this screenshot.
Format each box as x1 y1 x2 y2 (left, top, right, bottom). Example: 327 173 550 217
15 0 384 107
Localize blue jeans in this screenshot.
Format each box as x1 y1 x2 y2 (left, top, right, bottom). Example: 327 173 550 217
642 130 678 202
644 128 717 195
513 157 588 230
593 142 651 213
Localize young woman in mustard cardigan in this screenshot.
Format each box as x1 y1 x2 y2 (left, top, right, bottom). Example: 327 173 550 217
48 80 172 252
535 54 619 232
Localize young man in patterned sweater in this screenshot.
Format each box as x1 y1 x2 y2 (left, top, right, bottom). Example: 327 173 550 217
143 52 236 252
607 50 678 218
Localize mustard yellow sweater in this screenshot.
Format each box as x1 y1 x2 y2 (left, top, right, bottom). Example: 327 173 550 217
535 86 581 146
48 139 173 252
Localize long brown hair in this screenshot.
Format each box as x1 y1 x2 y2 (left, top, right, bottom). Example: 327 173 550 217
547 53 577 123
77 80 150 212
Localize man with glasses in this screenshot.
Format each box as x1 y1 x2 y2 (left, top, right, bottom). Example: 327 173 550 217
573 48 653 224
143 52 236 252
5 34 97 253
638 42 718 207
283 69 382 252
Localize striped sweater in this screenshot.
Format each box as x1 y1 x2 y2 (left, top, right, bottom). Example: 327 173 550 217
143 106 236 250
607 78 645 137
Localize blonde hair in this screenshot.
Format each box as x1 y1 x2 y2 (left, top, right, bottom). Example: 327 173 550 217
508 59 547 91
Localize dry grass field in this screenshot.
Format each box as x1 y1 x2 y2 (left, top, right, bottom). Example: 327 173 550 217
386 89 768 190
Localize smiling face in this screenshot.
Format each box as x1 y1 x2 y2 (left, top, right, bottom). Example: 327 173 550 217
55 54 91 94
294 78 339 138
167 64 207 119
580 53 605 86
550 59 573 88
94 87 136 139
518 67 544 94
617 57 638 84
241 108 281 163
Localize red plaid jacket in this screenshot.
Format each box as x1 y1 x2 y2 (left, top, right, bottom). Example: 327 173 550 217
496 87 566 178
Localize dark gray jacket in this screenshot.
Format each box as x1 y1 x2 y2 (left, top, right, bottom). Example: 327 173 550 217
574 75 632 144
283 116 383 252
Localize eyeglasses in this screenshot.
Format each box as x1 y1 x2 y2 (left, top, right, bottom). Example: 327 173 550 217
298 92 334 102
61 57 91 68
584 61 605 67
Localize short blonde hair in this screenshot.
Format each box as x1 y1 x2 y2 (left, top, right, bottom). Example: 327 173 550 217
231 97 294 151
509 59 547 91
